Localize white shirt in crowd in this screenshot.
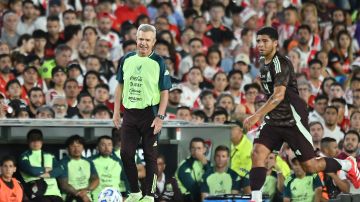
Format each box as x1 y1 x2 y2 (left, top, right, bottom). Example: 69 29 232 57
203 66 218 80
179 83 201 108
323 125 344 143
308 110 325 126
178 55 193 79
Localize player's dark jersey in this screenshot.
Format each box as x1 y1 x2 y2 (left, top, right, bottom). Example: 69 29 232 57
259 52 309 127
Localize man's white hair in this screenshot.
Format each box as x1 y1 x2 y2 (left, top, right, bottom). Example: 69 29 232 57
137 24 156 37
3 11 17 22
51 96 68 107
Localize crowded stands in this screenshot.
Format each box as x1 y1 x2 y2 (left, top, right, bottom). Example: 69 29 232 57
1 0 360 201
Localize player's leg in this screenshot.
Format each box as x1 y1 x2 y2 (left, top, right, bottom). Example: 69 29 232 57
121 110 142 194
301 156 360 188
251 124 283 202
285 124 360 188
250 143 271 189
139 107 159 199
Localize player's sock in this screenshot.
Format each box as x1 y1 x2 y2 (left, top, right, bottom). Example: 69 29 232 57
250 167 267 190
323 157 343 172
251 190 263 202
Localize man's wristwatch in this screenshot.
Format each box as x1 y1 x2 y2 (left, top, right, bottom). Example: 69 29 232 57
156 114 166 120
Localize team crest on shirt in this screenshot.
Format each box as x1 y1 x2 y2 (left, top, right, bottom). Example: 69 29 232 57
136 65 142 74
166 184 173 192
266 71 272 82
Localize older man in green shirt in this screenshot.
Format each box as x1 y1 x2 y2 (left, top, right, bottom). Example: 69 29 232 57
113 24 171 202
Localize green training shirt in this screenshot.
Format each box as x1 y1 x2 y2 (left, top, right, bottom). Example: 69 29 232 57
60 155 98 198
90 154 129 199
117 51 172 109
19 150 63 197
261 171 278 200
175 156 211 197
284 173 322 202
201 167 249 195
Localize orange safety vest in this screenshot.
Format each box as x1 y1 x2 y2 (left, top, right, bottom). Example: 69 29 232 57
0 178 23 202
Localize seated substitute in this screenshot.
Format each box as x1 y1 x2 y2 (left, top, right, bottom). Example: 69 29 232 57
201 145 250 201
155 154 183 202
19 129 63 201
59 135 99 202
283 158 322 202
0 155 25 202
261 153 285 201
90 135 129 201
176 137 211 202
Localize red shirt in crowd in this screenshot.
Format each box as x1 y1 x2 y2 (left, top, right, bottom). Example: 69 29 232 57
0 74 14 96
339 117 350 132
113 4 148 31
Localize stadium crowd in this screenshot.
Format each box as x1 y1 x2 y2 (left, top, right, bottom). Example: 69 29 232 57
1 0 360 201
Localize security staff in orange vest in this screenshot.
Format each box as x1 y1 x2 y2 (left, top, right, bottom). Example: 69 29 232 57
0 155 24 202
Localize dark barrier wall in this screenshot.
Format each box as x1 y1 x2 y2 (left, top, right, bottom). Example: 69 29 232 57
0 143 179 179
0 119 232 179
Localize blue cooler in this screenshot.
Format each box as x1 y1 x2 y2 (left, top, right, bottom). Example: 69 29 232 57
204 194 270 202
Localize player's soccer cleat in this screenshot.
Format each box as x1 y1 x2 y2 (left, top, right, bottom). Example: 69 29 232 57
125 192 142 202
139 195 154 202
346 156 360 188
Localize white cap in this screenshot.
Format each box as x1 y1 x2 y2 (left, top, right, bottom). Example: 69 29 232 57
240 7 257 23
235 53 250 65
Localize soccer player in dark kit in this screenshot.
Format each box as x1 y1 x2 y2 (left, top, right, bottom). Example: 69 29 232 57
243 27 360 202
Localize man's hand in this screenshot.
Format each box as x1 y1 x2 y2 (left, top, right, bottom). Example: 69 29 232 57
45 167 52 172
243 114 261 131
40 173 50 178
76 189 88 197
195 150 208 165
113 113 121 129
151 117 163 135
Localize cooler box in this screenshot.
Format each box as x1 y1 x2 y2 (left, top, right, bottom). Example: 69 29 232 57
204 194 270 202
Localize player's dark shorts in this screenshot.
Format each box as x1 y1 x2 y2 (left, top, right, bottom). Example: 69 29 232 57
254 122 316 162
